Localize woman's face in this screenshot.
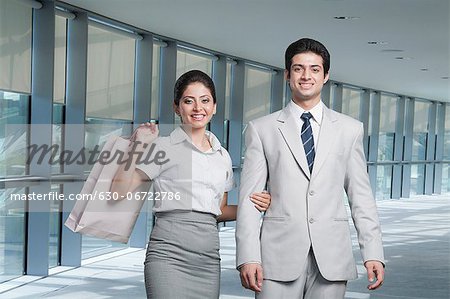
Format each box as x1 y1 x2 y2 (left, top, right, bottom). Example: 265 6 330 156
174 82 216 129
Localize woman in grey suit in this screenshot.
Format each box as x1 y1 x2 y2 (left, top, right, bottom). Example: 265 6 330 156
111 70 270 298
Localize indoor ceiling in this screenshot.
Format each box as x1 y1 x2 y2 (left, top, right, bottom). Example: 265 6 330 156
61 0 450 102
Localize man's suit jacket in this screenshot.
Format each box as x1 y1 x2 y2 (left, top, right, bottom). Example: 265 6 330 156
236 104 384 282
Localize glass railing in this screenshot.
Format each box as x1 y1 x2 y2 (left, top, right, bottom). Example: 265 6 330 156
0 91 29 282
0 186 25 283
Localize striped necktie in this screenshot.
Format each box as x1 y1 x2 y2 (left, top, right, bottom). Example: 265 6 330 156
301 112 315 174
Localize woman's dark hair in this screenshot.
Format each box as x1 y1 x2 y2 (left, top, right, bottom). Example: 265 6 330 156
285 38 330 77
173 70 217 106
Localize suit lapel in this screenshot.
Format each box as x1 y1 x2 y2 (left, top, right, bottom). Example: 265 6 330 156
277 107 311 179
312 106 338 178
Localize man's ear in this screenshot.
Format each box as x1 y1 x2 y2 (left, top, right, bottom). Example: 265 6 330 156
284 69 290 82
324 73 330 84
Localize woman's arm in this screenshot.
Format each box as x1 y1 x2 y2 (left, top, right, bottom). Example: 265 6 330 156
217 193 237 222
110 123 158 197
110 143 149 197
217 191 271 222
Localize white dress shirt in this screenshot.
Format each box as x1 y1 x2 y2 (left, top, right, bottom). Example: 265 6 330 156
136 126 234 216
288 100 323 151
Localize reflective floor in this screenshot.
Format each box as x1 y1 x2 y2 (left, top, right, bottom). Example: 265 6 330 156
0 194 449 299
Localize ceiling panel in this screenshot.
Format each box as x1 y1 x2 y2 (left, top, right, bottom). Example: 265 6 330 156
61 0 450 102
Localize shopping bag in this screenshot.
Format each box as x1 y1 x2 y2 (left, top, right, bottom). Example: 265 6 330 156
64 135 149 243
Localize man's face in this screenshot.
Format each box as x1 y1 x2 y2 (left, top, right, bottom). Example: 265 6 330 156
285 52 329 105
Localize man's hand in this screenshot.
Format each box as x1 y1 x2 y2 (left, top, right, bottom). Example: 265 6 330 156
239 263 264 292
365 260 384 290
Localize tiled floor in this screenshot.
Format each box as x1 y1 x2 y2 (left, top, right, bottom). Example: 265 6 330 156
0 195 449 298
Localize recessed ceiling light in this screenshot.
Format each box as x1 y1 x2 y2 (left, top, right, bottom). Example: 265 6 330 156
395 56 413 60
334 16 360 20
368 41 388 45
381 49 404 53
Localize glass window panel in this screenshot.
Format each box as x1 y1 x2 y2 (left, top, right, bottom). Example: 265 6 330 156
86 25 136 120
150 44 161 120
0 91 29 177
442 164 450 194
376 165 392 200
243 66 271 125
412 101 430 161
54 16 67 104
378 95 397 161
242 66 272 157
0 0 32 93
328 84 337 111
176 50 212 78
342 87 361 120
411 101 430 195
410 164 425 195
0 187 26 283
0 90 28 282
379 95 397 132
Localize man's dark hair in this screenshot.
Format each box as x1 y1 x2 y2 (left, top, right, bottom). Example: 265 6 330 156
285 38 330 76
173 70 217 106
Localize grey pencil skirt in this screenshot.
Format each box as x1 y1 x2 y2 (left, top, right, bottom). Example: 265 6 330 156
144 211 221 299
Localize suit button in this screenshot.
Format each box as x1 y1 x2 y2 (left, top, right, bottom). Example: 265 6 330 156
309 190 315 196
309 218 315 223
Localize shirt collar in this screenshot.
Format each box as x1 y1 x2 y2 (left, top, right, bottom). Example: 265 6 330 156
170 126 222 153
288 100 323 125
205 130 222 152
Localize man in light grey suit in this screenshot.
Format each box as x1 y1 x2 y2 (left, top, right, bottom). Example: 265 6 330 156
236 38 385 298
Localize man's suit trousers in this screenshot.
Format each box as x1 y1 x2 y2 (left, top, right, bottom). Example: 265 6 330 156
256 249 347 299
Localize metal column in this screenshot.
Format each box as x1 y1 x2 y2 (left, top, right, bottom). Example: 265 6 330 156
392 97 406 199
360 89 371 158
424 102 437 194
433 103 446 194
129 34 154 248
401 98 415 198
228 60 245 168
158 41 177 135
368 92 381 198
210 55 227 144
27 0 55 275
60 11 88 267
